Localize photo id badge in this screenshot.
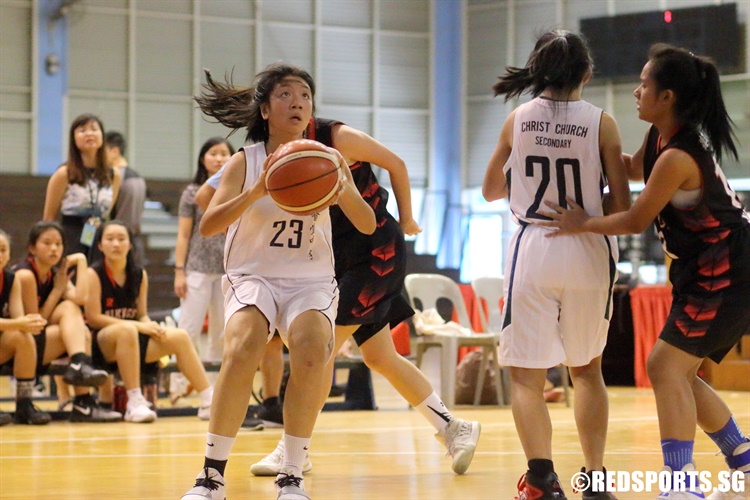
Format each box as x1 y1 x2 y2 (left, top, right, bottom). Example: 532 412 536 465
80 218 99 246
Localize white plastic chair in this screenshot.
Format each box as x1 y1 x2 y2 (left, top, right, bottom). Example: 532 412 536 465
471 276 570 407
404 273 504 408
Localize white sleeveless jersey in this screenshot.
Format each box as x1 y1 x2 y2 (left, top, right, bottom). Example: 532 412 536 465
505 98 606 226
224 143 335 279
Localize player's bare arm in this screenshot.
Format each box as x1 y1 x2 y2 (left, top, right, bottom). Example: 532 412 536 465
482 110 515 202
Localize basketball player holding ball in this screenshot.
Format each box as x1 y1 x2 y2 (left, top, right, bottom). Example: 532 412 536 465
181 63 375 500
195 111 484 477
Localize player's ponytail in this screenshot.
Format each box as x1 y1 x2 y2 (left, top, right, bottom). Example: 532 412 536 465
194 70 256 139
493 30 593 102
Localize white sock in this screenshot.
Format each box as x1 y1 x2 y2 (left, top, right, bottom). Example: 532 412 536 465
198 387 213 407
126 388 144 406
282 434 310 475
415 392 453 433
206 432 235 461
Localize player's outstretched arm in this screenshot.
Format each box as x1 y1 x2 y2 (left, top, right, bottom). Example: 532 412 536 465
332 124 421 236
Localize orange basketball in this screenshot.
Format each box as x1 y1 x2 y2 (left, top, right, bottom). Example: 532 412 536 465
265 139 341 216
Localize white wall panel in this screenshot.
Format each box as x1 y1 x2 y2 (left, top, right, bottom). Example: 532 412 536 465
315 104 373 135
134 101 192 179
69 12 128 92
261 0 313 23
320 31 372 106
200 0 255 18
322 0 371 28
0 120 31 174
376 111 428 187
380 0 429 32
260 25 313 70
0 92 30 113
136 17 192 95
513 1 556 68
136 0 192 15
87 0 127 7
379 34 429 108
0 4 32 87
466 99 505 188
315 105 372 136
200 21 255 84
467 6 506 97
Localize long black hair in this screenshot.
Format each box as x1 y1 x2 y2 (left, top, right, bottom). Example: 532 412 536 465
93 220 142 300
194 63 316 144
493 29 593 102
193 137 236 185
647 44 738 163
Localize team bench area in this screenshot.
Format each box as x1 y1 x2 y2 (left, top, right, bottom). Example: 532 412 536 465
0 355 376 419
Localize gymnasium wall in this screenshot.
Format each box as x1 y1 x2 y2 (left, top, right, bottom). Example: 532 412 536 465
1 0 748 280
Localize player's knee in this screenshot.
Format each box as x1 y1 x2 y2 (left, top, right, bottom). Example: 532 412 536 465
224 329 264 361
288 333 328 367
361 349 389 373
169 328 191 344
646 352 671 386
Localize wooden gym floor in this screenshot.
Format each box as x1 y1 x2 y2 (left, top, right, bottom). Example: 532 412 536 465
1 370 748 499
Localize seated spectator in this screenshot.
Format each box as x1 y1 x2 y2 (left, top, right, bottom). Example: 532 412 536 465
13 221 121 422
86 220 213 422
0 229 51 425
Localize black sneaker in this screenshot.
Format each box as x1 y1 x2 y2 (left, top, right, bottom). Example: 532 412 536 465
0 412 12 426
578 467 617 499
70 395 122 422
63 360 108 387
14 400 51 425
241 416 265 431
258 400 283 428
516 470 567 500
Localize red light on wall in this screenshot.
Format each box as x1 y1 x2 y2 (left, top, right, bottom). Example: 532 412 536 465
664 10 672 23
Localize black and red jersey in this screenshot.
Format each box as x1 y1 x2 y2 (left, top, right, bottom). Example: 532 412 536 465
644 126 749 260
91 261 142 320
12 258 55 309
310 118 392 238
643 125 750 292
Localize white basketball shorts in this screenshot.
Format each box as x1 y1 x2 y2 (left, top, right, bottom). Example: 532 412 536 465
222 274 338 359
500 224 617 369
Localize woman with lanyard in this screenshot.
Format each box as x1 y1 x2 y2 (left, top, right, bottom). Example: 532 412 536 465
43 113 122 258
42 113 122 403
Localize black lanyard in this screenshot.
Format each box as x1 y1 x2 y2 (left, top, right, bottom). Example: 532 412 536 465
84 169 101 218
